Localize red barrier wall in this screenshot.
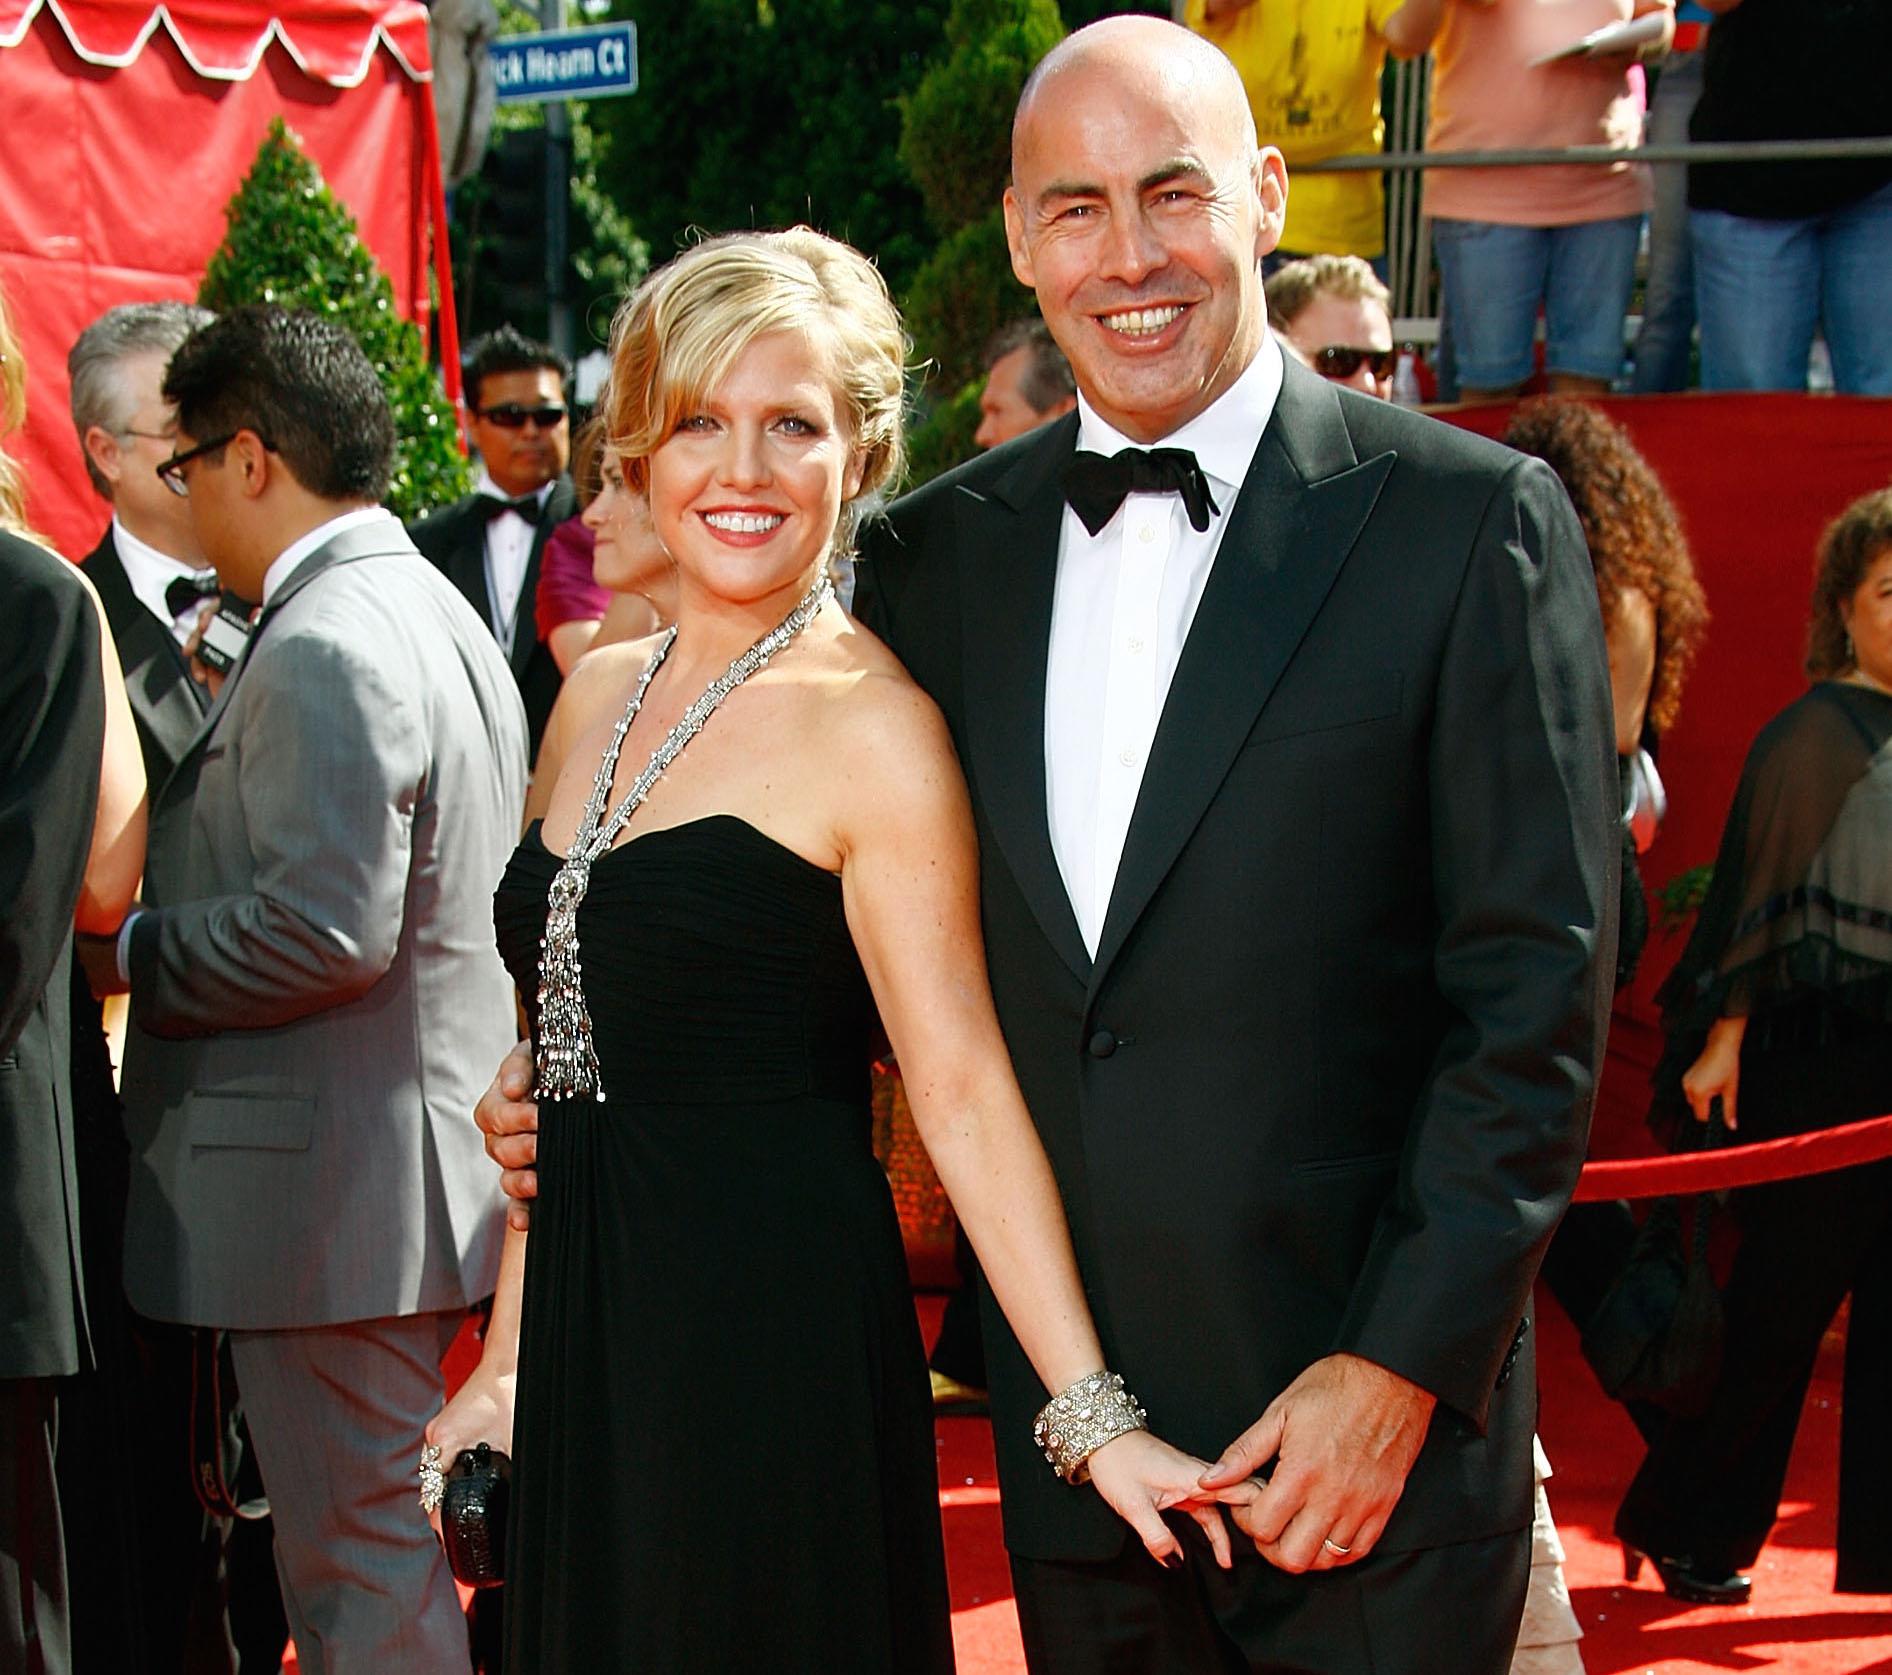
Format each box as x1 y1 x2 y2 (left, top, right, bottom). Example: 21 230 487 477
1448 393 1892 1156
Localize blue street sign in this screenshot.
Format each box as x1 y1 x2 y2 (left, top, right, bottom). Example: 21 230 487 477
492 22 638 104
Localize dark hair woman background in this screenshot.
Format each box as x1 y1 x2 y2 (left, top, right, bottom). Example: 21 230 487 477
1615 487 1892 1604
1503 402 1712 1397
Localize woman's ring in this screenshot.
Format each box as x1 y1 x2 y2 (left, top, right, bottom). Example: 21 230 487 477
1322 1537 1352 1556
418 1443 444 1515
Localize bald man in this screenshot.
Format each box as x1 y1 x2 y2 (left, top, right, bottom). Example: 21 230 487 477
478 17 1617 1670
856 18 1615 1669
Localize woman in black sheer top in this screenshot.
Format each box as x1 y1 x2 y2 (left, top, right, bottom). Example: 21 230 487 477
1616 488 1892 1603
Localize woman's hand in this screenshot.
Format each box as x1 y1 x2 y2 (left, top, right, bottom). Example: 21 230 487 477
1680 1015 1746 1129
421 1369 515 1537
1083 1430 1237 1570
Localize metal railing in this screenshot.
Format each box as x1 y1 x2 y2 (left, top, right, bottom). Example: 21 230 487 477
1301 47 1892 322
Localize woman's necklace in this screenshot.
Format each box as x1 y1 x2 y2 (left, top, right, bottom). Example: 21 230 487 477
534 571 834 1102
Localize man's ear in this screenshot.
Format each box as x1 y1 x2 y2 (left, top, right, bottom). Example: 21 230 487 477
1003 187 1037 290
231 430 273 500
1254 147 1289 261
83 425 124 492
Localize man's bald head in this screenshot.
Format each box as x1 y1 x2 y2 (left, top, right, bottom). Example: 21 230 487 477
1001 16 1286 443
1013 16 1258 179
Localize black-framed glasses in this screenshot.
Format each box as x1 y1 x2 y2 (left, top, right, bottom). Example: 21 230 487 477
1311 346 1397 383
156 431 275 497
475 402 568 430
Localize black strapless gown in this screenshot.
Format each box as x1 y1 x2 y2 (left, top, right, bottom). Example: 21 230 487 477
493 817 954 1673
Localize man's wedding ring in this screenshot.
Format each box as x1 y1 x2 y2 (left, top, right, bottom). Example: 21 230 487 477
1322 1537 1352 1556
418 1443 444 1515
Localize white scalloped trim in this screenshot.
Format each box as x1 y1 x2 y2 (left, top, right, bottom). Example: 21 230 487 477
0 0 431 85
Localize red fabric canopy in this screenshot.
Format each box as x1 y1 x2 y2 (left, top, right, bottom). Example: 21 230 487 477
0 0 431 85
0 0 451 560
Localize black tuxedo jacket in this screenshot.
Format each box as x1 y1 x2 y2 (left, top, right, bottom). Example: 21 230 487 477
0 533 106 1380
408 477 577 758
80 528 209 794
857 360 1618 1562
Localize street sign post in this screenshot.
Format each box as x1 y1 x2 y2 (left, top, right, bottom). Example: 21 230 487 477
491 21 638 104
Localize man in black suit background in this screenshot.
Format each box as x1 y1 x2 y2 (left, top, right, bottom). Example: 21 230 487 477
0 529 108 1675
409 326 576 759
476 19 1617 1668
70 301 219 786
855 19 1617 1670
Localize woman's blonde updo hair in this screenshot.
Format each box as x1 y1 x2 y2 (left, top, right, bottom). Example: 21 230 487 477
604 227 907 560
0 284 47 547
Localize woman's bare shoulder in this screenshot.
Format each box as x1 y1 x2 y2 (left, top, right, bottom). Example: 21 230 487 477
559 631 668 725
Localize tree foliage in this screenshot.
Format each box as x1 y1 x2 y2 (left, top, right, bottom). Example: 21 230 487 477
199 118 470 520
585 1 951 298
897 0 1063 485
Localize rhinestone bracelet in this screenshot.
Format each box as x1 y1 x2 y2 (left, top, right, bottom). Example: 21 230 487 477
1032 1370 1149 1483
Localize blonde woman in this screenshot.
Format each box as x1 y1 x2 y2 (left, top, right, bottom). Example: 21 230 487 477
427 230 1241 1671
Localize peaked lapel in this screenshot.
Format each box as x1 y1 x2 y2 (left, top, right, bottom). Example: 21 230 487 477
957 414 1091 985
82 531 208 788
1087 364 1396 992
511 475 575 678
438 502 496 637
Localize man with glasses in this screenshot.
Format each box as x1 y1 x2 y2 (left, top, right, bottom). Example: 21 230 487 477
117 306 526 1675
1265 254 1398 400
67 300 300 1675
410 324 576 757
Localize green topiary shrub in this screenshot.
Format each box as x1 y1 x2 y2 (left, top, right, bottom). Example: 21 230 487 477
199 117 470 521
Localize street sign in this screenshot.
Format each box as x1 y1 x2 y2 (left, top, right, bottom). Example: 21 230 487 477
491 21 638 104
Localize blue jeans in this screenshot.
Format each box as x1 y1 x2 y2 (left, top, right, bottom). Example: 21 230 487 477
1692 178 1892 395
1432 214 1643 391
1631 51 1704 393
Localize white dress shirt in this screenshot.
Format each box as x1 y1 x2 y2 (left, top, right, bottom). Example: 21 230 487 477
1044 334 1284 956
262 506 400 605
475 469 553 656
111 516 215 648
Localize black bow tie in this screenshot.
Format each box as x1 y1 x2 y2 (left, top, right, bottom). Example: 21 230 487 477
480 493 542 523
164 571 221 618
1062 446 1221 538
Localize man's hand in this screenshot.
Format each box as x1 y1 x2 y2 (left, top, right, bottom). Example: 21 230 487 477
475 1039 541 1232
1197 1353 1436 1573
182 603 227 701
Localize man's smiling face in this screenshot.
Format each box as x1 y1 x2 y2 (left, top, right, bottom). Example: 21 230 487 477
1003 26 1286 445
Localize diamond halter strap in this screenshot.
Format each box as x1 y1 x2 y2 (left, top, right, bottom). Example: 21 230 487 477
533 572 835 1102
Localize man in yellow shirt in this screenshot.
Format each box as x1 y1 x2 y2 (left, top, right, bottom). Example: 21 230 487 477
1186 0 1445 271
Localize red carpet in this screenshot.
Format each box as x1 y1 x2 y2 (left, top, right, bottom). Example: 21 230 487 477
283 1292 1883 1673
925 1294 1892 1675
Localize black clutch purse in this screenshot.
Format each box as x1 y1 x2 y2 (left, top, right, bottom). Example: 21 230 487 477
440 1442 511 1588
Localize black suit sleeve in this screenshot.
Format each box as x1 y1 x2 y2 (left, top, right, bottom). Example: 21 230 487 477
0 537 106 1055
1334 456 1619 1428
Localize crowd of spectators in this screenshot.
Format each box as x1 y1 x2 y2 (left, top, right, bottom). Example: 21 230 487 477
1190 0 1892 399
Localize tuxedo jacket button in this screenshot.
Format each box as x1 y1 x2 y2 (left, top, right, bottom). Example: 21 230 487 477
1087 1029 1118 1060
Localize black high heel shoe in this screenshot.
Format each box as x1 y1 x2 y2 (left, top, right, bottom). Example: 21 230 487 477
1621 1541 1753 1606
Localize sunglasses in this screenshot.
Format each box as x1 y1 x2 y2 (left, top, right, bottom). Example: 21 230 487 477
156 431 277 497
476 403 569 430
1311 346 1397 383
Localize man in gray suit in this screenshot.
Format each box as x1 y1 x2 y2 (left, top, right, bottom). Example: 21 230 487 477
116 306 528 1673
